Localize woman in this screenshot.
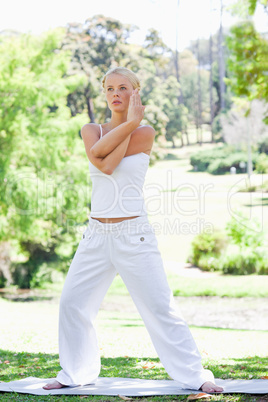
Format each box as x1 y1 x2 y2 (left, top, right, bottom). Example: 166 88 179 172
44 67 223 393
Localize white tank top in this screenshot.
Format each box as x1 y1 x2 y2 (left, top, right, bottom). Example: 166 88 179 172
88 124 150 218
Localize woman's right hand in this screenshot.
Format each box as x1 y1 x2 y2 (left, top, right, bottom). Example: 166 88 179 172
127 89 146 125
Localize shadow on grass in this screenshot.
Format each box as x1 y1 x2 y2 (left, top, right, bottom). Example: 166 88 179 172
205 357 268 381
0 289 56 303
244 200 268 207
1 348 267 383
162 153 181 161
0 350 267 401
1 295 55 302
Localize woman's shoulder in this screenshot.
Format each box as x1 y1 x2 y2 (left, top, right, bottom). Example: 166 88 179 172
81 123 100 131
81 123 101 137
135 124 156 137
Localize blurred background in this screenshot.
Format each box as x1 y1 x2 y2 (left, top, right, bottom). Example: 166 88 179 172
0 2 268 396
0 0 267 294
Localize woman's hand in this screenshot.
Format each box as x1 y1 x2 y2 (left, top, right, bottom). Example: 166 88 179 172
127 89 146 125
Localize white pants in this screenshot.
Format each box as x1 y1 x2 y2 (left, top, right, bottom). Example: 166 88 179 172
56 215 214 389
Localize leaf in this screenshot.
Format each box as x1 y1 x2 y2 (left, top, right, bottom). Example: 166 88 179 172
118 396 133 401
187 393 213 400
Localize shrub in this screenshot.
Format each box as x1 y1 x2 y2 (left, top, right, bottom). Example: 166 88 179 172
188 211 268 275
257 135 268 155
190 145 260 175
208 152 259 175
190 146 229 172
197 254 221 271
188 231 228 267
255 153 268 173
226 211 264 249
220 248 260 275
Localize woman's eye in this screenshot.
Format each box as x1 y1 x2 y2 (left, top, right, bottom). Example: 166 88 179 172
107 88 113 91
120 87 126 90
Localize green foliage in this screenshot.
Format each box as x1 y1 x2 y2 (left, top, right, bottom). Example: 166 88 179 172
208 151 259 174
220 248 268 275
255 152 268 173
228 0 268 17
226 21 268 110
257 134 268 154
188 209 268 274
226 211 264 249
188 231 228 267
190 145 260 174
0 30 88 287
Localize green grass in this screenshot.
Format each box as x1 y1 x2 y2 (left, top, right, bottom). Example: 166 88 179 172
0 295 268 401
169 274 268 298
105 272 268 298
146 143 268 262
0 350 267 401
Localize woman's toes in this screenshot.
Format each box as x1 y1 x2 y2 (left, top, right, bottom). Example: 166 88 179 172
43 380 66 390
201 381 224 393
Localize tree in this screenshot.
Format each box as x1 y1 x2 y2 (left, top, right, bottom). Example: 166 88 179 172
62 15 138 123
228 0 268 16
0 30 88 287
226 21 268 116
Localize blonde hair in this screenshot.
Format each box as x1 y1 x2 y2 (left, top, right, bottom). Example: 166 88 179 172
102 67 141 91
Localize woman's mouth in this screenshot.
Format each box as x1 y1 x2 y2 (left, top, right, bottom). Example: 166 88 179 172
112 101 122 104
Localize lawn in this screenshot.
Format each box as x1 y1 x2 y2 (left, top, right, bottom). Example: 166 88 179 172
0 295 268 401
146 143 268 262
106 271 268 298
1 142 268 401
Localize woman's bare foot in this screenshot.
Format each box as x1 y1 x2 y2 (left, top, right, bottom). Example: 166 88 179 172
43 380 67 390
201 381 223 393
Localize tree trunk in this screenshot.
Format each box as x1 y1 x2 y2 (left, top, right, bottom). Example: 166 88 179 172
180 132 184 147
209 32 215 142
197 39 203 145
184 126 190 146
218 0 226 111
85 90 95 123
175 0 184 105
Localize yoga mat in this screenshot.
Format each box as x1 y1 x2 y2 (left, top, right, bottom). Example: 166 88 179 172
0 377 267 396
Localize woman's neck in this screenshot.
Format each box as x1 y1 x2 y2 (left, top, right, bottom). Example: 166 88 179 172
107 112 128 129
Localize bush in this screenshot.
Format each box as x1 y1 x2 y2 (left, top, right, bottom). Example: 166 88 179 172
190 145 260 175
220 248 260 275
197 254 221 271
226 211 264 249
255 153 268 173
190 146 229 172
187 211 268 275
257 135 268 154
208 152 259 175
188 231 228 267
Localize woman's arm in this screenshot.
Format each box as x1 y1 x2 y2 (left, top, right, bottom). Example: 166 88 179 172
82 125 155 175
81 120 138 159
81 89 147 174
84 89 145 159
81 125 132 175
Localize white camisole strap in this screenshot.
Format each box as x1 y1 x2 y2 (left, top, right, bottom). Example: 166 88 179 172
99 124 103 138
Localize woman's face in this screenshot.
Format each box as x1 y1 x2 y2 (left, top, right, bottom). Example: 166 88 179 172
104 73 134 112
